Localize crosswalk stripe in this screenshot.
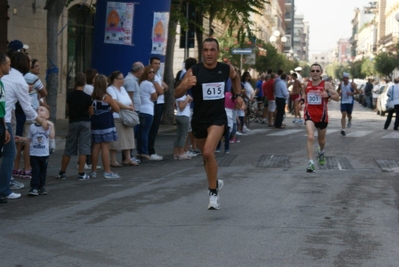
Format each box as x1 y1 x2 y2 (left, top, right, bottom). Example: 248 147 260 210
345 131 374 137
312 129 340 136
382 132 399 138
251 127 399 138
268 129 303 136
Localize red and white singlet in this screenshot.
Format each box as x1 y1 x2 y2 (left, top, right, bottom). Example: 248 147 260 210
303 80 328 123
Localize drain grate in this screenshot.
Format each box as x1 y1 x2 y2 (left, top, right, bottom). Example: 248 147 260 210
375 159 399 172
196 154 237 167
256 155 291 168
318 157 353 170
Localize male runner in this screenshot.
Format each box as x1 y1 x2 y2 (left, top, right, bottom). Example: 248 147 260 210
175 37 244 210
299 63 339 173
336 72 359 136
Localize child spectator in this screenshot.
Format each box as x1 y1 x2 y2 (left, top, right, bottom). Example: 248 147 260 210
174 93 192 159
90 74 120 179
13 66 47 180
15 106 54 196
56 73 93 180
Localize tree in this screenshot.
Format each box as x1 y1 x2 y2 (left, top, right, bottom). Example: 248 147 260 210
349 59 364 79
361 58 374 78
374 49 399 80
45 0 68 122
162 0 183 125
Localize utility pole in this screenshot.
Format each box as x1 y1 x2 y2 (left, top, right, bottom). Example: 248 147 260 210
0 1 8 53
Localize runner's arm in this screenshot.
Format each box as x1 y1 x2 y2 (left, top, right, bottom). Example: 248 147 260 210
325 82 339 101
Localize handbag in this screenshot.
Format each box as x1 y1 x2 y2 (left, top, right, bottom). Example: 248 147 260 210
119 109 139 127
385 86 395 111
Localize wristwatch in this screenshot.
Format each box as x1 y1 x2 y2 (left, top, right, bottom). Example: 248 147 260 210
327 91 331 98
235 94 243 98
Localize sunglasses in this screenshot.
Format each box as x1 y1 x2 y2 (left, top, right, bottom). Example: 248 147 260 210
310 70 320 73
148 71 155 74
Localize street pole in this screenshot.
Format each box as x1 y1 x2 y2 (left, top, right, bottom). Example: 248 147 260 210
184 1 189 60
0 1 8 53
240 54 243 73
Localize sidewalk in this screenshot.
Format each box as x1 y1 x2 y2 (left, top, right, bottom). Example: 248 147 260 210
53 119 176 151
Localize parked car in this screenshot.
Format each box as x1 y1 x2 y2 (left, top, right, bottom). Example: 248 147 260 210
376 85 388 116
355 83 365 104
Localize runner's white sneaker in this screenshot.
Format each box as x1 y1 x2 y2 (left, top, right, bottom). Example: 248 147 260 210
208 192 220 210
217 179 224 192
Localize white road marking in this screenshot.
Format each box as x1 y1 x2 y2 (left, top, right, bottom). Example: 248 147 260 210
268 129 303 136
345 131 374 137
382 132 399 139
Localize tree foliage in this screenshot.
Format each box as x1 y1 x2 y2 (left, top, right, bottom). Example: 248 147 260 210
374 48 399 80
360 58 374 78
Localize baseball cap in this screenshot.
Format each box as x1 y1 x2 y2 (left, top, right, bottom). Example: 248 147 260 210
294 67 302 71
343 72 350 78
7 40 29 52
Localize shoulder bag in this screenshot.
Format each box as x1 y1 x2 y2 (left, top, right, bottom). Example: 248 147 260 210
119 109 139 127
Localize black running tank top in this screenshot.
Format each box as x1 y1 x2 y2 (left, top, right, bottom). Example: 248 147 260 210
190 62 230 124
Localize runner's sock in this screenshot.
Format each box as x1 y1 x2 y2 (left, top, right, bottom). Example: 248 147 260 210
209 188 217 195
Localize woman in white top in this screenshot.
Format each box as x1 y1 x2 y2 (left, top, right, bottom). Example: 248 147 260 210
174 94 192 159
136 66 158 160
106 71 138 167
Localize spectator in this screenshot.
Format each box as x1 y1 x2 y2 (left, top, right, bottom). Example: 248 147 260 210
56 73 93 180
291 73 303 124
294 67 303 83
383 78 399 130
81 68 100 171
136 65 158 160
148 57 169 161
174 93 192 159
216 91 236 154
29 59 48 107
176 58 200 157
264 73 276 127
13 58 47 180
261 74 269 124
91 74 121 179
364 78 373 109
0 54 11 203
255 74 265 116
124 61 144 164
1 52 41 199
241 71 254 131
107 71 138 167
274 73 289 128
15 106 54 196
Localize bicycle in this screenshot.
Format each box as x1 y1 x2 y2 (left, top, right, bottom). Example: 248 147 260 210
246 97 264 127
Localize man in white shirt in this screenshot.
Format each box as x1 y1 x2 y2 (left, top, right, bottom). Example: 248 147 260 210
1 52 45 200
124 62 144 113
148 57 168 160
124 61 144 163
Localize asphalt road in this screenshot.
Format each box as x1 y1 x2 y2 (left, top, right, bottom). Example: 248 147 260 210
1 100 399 267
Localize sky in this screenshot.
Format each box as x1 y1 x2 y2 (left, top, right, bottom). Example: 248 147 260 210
295 0 372 57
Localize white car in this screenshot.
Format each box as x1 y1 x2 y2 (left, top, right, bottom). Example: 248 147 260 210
376 85 389 116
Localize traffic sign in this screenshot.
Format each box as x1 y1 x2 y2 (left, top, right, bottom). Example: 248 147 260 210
231 48 252 55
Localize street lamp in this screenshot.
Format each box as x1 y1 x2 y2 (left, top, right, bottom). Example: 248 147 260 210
269 30 287 52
